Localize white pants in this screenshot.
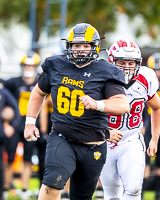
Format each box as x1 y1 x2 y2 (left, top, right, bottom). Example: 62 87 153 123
100 134 146 200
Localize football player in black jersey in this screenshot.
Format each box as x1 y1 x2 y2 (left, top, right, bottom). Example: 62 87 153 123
24 23 129 200
0 81 20 200
3 51 46 199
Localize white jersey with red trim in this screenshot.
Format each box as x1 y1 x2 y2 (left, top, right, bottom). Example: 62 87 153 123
108 66 158 145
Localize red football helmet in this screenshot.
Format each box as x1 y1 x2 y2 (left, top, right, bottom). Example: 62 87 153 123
108 39 142 84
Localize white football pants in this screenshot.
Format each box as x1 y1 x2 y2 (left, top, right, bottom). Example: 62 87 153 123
100 134 146 200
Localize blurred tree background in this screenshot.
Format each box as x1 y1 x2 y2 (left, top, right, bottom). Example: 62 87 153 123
0 0 160 71
0 0 160 45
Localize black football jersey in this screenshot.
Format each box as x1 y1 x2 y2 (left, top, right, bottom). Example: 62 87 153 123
4 76 37 117
41 54 125 130
0 84 20 143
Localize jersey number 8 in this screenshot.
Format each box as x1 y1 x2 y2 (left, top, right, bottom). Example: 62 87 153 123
109 99 144 129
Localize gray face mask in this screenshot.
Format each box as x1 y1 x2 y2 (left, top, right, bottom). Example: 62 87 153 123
115 62 139 85
124 72 134 84
23 70 36 78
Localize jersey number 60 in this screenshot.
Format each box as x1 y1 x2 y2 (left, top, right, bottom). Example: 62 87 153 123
57 86 85 117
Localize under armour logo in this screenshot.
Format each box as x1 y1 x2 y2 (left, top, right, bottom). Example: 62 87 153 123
84 72 91 77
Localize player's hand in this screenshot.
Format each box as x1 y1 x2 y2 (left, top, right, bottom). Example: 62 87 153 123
3 123 15 138
79 95 97 110
24 124 40 142
147 139 158 157
107 129 123 143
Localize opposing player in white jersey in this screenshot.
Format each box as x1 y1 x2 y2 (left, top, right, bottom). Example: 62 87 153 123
100 39 160 200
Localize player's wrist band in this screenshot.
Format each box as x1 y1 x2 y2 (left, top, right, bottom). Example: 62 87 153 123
96 100 105 112
25 117 36 125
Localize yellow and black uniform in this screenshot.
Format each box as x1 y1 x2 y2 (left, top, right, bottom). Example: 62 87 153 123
39 54 125 142
4 76 38 162
0 82 20 200
37 54 125 200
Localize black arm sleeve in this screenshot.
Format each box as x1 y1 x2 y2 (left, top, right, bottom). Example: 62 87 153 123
104 80 125 99
38 72 51 94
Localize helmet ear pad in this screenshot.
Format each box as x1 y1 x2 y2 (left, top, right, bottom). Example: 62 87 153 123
108 54 115 64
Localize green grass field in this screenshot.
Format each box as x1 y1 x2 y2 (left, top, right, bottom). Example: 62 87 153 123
4 178 157 200
143 191 156 200
5 191 157 200
4 178 40 200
